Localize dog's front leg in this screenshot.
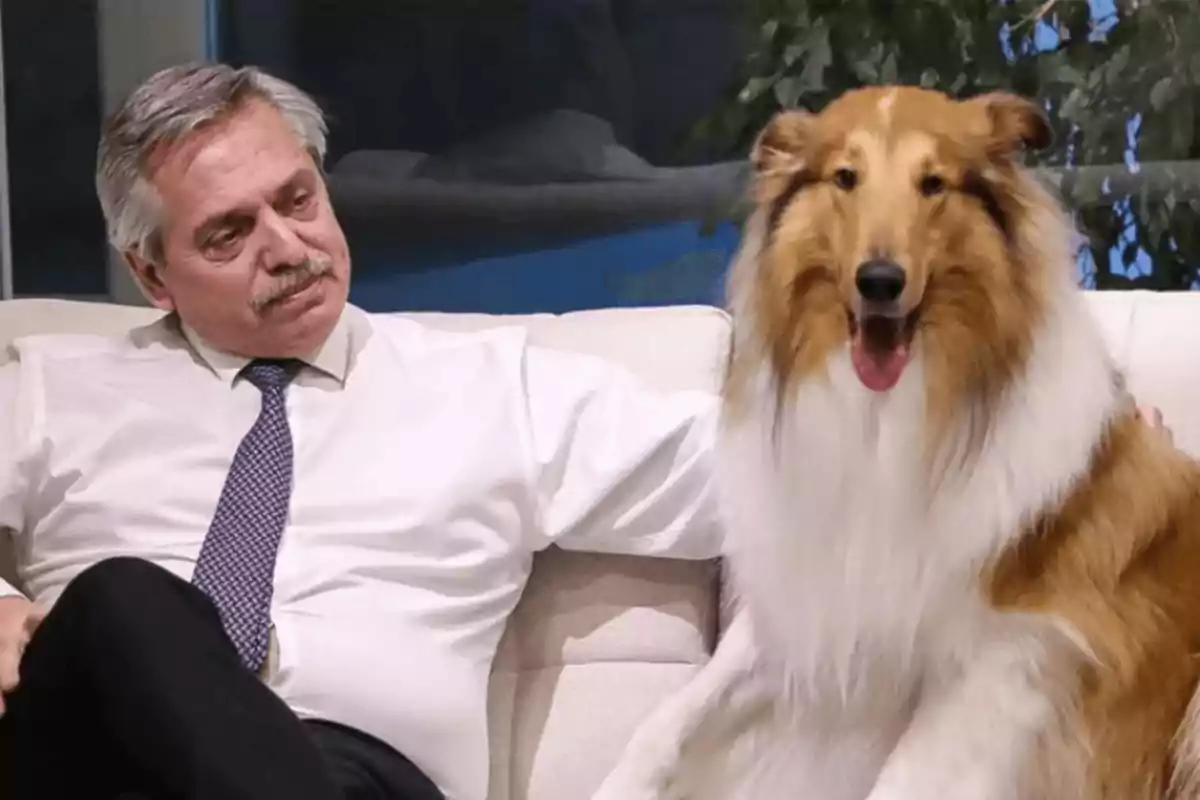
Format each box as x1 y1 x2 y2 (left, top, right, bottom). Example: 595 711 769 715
865 640 1071 800
591 609 772 800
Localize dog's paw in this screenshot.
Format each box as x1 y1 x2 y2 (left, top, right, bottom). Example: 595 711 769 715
591 784 662 800
591 752 677 800
590 772 667 800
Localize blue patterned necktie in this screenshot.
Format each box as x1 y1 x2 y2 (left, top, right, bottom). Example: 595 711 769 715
192 358 299 671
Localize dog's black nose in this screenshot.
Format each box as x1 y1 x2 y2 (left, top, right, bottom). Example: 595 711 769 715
855 259 906 303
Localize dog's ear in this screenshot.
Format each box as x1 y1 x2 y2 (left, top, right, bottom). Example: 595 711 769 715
969 91 1054 156
751 109 815 174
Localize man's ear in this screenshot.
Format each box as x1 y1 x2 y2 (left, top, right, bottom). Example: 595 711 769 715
969 91 1054 157
750 109 815 174
124 250 175 311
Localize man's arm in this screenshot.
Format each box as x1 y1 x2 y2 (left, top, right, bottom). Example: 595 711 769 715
0 354 42 711
520 342 724 560
0 357 28 598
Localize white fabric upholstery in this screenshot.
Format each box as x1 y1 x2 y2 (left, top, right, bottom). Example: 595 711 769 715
0 289 1196 798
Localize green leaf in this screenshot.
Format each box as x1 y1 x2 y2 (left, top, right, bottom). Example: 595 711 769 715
855 60 879 83
1150 76 1174 111
760 19 779 45
1051 63 1088 88
739 76 776 104
881 50 899 84
791 21 832 97
1058 87 1087 121
1105 44 1131 84
774 76 804 108
783 40 808 67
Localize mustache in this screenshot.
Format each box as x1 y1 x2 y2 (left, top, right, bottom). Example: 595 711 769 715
251 255 334 311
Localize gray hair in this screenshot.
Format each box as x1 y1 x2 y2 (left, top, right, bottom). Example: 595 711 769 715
96 62 328 262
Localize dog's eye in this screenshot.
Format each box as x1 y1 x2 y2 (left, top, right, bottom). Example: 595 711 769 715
832 168 858 191
919 174 946 197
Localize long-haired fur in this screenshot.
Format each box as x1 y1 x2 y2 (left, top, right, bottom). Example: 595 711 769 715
595 85 1200 800
721 85 1200 799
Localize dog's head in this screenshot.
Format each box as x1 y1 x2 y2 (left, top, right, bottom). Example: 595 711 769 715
732 85 1070 428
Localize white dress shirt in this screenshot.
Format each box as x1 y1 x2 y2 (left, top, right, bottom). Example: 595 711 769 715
0 304 721 800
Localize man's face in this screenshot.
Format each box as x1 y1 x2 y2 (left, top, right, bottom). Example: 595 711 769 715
128 98 351 359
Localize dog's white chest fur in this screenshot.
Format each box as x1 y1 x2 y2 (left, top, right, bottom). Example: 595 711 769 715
591 292 1123 800
709 296 1120 797
720 351 989 721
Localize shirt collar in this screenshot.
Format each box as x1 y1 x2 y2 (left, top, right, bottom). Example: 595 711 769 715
180 307 354 386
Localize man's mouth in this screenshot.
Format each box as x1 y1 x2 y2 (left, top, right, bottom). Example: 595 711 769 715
274 271 321 304
847 307 919 392
253 256 334 312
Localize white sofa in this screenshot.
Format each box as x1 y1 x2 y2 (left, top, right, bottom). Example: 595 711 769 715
0 289 1197 799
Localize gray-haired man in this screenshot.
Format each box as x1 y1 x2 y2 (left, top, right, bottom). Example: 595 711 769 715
0 63 724 799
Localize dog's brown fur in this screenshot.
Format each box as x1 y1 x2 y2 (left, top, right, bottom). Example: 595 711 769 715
726 84 1200 798
726 87 1056 467
991 413 1200 798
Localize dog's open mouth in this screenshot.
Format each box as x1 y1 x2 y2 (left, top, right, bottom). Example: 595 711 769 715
847 309 918 392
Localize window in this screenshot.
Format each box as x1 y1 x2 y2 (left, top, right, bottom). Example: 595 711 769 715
2 0 107 297
209 1 1200 311
0 0 213 302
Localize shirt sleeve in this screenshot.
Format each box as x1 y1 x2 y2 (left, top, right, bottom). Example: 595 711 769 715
0 356 29 598
521 342 724 560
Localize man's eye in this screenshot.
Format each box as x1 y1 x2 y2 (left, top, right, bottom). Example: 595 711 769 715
289 192 314 212
207 228 241 250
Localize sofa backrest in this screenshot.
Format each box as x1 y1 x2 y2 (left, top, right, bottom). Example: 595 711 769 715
4 288 1200 578
1083 289 1200 457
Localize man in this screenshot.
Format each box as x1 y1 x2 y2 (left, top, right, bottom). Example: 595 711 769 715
0 63 722 800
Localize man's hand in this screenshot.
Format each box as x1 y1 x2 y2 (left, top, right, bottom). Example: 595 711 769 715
1136 404 1174 445
0 595 45 713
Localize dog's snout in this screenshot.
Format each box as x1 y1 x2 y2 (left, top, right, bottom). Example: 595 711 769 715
855 260 906 304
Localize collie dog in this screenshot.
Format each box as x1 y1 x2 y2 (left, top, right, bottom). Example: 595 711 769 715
592 86 1200 800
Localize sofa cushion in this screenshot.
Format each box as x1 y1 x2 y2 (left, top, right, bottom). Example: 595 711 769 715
489 548 719 800
1100 289 1200 458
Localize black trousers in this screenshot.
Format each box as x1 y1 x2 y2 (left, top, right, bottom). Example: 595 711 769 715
0 557 445 800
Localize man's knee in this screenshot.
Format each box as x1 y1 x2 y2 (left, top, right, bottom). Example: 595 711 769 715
29 557 230 670
14 559 201 709
54 557 207 630
64 556 180 601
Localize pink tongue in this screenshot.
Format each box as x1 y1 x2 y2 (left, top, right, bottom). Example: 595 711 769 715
851 335 909 392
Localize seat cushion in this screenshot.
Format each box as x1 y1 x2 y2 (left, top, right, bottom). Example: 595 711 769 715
488 548 720 800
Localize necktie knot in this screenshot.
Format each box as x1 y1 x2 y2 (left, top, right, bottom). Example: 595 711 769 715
242 359 299 393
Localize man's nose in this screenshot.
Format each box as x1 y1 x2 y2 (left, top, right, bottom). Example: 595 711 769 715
258 208 308 270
